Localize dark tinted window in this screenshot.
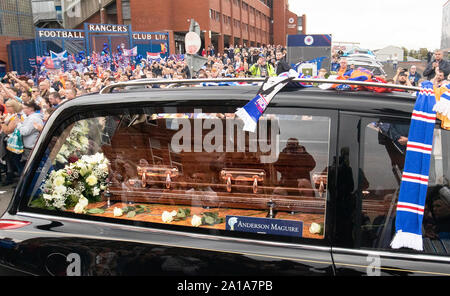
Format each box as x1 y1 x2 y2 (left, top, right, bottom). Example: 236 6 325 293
25 106 333 242
358 118 450 255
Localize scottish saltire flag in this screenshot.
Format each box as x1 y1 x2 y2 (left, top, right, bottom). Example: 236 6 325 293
390 81 436 251
235 70 297 132
50 50 68 62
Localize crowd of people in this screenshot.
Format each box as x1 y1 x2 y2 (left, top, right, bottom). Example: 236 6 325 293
0 44 449 186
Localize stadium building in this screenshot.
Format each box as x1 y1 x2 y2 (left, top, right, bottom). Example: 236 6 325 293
32 0 306 55
0 0 34 72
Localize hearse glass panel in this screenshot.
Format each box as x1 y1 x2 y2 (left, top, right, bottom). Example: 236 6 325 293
356 117 450 256
25 107 331 240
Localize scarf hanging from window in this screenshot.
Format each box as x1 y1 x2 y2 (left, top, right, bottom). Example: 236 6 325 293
390 81 436 251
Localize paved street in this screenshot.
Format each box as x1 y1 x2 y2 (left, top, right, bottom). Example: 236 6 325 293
0 184 15 217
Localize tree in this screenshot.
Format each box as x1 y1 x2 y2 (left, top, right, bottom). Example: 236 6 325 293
402 47 408 61
418 48 429 61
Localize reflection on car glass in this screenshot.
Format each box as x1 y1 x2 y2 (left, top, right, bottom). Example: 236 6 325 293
28 113 331 240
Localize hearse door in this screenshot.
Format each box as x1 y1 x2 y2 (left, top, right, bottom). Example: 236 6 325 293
332 114 450 276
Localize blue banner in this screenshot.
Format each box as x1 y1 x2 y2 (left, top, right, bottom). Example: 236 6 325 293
287 34 332 47
226 215 303 237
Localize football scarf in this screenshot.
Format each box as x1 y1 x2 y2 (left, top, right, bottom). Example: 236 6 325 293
390 81 436 251
235 70 297 132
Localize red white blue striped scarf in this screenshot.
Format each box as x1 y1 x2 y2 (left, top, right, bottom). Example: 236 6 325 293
390 81 436 251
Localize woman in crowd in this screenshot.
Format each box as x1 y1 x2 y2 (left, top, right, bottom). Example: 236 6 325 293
0 99 23 185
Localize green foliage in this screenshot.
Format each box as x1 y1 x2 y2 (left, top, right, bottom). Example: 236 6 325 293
201 212 224 225
86 208 105 214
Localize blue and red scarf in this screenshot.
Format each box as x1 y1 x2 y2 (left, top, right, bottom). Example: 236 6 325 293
390 81 437 251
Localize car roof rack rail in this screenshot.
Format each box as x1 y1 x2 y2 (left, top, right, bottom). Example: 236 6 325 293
99 77 421 94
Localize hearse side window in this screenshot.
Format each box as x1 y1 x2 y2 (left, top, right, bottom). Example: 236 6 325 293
358 119 450 256
26 109 332 241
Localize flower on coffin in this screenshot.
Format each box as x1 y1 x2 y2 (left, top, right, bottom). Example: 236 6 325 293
191 215 202 227
113 207 123 217
309 222 323 235
74 196 89 214
161 210 177 223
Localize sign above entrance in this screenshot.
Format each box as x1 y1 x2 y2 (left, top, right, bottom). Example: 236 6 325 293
87 24 129 33
37 29 85 39
132 33 168 41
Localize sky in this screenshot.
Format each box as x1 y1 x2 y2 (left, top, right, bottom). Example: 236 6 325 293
288 0 447 51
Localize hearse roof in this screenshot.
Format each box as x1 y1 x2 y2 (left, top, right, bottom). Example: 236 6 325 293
66 85 416 117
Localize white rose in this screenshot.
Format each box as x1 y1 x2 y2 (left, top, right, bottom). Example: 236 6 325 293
309 222 322 234
161 211 174 223
113 207 123 217
86 175 98 186
93 153 104 163
53 176 65 187
43 194 53 200
54 185 67 195
170 210 177 216
78 196 89 208
93 187 100 196
191 215 202 227
74 203 85 214
98 163 108 173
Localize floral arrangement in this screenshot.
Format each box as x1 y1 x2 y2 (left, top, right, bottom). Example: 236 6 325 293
31 152 110 212
55 120 91 164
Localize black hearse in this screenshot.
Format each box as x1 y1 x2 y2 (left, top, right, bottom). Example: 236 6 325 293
0 78 449 276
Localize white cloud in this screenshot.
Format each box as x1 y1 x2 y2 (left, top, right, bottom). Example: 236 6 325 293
288 0 446 50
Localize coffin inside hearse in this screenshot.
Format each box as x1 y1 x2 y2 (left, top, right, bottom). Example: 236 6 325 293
30 113 329 239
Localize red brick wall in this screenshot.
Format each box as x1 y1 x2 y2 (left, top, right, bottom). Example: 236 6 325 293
72 0 298 54
273 0 288 45
286 10 298 36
